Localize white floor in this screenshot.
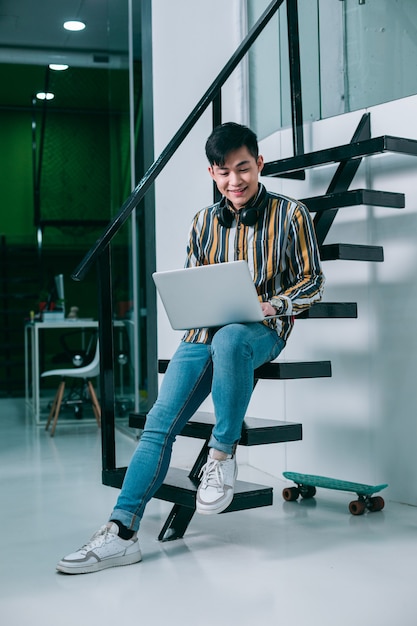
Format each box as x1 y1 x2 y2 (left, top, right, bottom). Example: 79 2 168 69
1 398 417 626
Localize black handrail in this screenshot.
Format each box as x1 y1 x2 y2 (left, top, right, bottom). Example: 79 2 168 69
71 0 285 282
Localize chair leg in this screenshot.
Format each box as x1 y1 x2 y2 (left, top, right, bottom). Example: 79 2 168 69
45 392 57 431
45 380 64 431
87 380 101 427
48 380 66 437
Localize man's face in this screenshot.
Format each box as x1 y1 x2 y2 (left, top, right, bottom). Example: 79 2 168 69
208 146 264 211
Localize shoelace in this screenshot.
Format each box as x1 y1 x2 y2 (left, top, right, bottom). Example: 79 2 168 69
80 525 114 553
199 459 224 491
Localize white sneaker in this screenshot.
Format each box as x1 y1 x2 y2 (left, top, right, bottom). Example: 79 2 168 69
196 450 237 515
56 522 142 574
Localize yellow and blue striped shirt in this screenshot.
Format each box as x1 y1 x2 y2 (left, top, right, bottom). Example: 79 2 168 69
183 185 324 344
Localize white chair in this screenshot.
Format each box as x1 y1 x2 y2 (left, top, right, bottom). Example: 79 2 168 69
41 340 101 436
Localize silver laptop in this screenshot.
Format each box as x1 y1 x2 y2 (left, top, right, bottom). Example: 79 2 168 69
152 260 267 330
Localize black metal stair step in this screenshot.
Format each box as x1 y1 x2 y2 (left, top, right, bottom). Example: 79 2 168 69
254 360 331 379
129 411 302 446
301 189 405 212
320 243 384 262
158 359 331 379
299 302 357 319
102 467 273 512
262 135 417 177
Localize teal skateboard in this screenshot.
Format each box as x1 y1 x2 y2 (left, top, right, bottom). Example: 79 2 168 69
283 471 388 515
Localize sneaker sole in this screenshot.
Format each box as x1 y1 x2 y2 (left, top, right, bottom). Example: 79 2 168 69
56 551 142 575
196 489 234 515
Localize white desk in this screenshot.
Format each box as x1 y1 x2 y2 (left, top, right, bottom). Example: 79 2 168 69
25 320 100 423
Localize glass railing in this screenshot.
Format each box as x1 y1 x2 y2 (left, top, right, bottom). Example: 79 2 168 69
248 0 417 139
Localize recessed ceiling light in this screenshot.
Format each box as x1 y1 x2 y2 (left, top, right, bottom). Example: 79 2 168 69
36 92 55 101
63 20 86 32
49 64 69 71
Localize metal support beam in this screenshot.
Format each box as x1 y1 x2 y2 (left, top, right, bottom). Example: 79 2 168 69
97 247 116 472
314 113 371 245
286 0 305 157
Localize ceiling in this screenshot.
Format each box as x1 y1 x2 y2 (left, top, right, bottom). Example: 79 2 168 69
0 0 141 108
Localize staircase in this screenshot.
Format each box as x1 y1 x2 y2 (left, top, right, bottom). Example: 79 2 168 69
264 113 415 263
67 1 417 540
106 358 332 541
104 111 417 541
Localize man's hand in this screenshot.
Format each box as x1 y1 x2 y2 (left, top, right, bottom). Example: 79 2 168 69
261 301 278 317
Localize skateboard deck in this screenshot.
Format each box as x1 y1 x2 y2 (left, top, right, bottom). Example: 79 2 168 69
282 471 388 515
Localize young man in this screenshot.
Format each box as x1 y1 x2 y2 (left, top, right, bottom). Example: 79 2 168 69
57 122 324 574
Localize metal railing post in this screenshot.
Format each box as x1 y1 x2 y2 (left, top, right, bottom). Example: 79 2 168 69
286 0 304 157
97 246 116 472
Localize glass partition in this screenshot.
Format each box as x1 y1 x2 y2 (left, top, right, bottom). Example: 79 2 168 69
342 0 417 112
0 0 148 421
247 0 417 139
107 0 148 420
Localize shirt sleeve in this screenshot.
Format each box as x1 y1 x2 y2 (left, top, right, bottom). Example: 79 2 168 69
270 202 325 315
184 211 204 268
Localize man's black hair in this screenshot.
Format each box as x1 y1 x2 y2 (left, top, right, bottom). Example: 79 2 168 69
205 122 259 166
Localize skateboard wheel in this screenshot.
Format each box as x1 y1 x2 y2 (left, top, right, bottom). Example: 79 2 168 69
368 496 385 512
299 485 316 499
349 499 366 515
282 486 300 502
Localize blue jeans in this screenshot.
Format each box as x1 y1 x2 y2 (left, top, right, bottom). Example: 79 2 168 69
110 322 285 531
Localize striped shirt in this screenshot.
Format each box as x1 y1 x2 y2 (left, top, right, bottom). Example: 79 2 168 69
183 185 324 344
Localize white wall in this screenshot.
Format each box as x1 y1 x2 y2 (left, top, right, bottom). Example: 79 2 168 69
152 0 247 357
151 1 417 506
252 99 417 507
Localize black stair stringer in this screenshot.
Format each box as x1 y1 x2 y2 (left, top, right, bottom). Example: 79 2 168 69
313 113 371 246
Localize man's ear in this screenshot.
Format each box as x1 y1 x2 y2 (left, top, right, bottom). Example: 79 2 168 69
208 165 216 180
257 155 264 173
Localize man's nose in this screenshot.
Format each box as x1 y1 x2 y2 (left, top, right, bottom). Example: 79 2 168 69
229 171 242 186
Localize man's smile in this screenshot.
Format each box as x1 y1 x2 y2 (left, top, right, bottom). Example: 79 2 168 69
229 187 247 196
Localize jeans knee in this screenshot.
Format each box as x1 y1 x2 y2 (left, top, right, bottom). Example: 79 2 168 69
211 324 252 360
